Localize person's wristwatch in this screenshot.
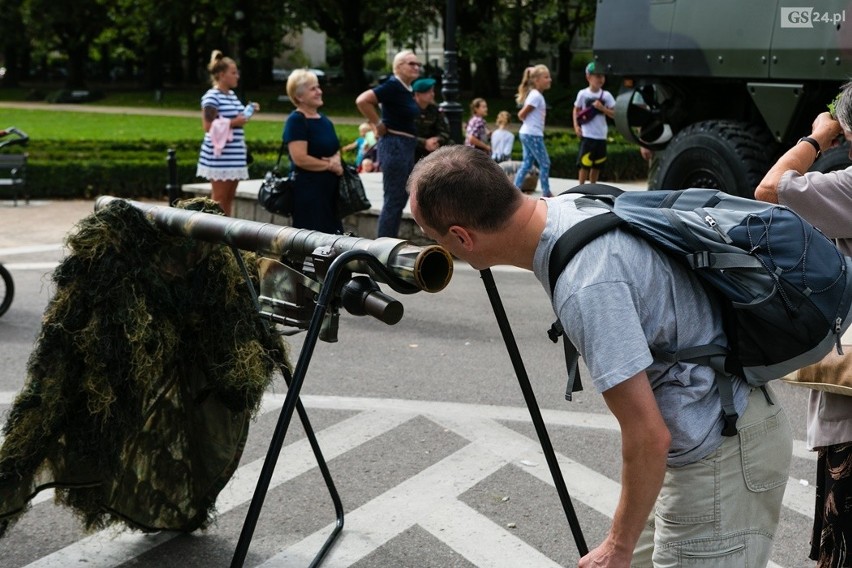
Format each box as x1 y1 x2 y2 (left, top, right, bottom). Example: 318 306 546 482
798 136 821 160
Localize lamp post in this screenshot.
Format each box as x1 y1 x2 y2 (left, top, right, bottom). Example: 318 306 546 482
440 0 463 143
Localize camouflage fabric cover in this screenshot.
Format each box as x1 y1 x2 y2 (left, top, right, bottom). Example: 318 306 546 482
0 198 289 536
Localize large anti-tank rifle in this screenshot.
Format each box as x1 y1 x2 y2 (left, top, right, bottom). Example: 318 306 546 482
94 196 454 341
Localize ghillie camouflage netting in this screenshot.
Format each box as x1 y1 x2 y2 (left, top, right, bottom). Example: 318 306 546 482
0 197 290 536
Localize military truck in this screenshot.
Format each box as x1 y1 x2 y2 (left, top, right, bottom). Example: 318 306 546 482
593 0 852 197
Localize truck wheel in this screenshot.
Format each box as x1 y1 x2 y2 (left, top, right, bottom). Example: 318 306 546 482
650 121 773 198
811 141 851 173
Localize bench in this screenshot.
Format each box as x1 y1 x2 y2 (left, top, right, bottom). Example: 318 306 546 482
0 153 28 206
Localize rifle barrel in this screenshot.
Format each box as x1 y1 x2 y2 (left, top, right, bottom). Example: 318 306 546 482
94 196 453 293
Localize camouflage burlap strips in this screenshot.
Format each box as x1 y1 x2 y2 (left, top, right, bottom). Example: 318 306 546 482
0 198 289 536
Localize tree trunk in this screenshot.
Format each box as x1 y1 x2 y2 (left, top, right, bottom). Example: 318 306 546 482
341 44 369 93
167 35 184 84
471 55 500 98
557 42 574 87
65 44 89 90
1 45 21 87
143 37 165 90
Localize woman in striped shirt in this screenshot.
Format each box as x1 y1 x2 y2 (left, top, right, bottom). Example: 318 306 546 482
196 50 259 216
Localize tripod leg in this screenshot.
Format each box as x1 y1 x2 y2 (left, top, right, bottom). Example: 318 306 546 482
479 269 589 557
230 249 359 567
284 365 345 568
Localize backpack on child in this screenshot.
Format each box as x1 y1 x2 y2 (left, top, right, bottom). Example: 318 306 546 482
548 185 852 435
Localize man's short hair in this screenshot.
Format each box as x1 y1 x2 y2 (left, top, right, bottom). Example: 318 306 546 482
835 81 852 132
393 50 416 73
408 146 522 236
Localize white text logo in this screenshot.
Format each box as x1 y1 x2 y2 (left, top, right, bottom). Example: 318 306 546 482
781 7 846 28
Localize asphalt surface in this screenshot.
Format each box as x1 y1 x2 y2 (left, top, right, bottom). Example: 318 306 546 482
0 195 819 568
0 105 822 566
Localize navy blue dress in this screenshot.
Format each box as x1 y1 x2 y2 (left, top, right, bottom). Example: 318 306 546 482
283 111 343 234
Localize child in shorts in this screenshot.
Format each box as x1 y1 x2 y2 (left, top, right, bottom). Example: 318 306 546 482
573 62 616 184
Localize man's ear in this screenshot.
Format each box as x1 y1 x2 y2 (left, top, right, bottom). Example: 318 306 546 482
447 225 475 251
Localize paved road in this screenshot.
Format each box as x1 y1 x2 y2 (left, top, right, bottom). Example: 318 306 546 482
0 198 820 567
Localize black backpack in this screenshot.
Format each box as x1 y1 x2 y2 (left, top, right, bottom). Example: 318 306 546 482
548 185 852 435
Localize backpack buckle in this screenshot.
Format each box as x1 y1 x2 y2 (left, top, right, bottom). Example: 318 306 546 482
721 412 739 437
548 320 564 343
689 251 712 269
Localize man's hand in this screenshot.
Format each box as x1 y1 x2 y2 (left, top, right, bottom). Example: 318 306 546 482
811 111 843 148
425 136 440 152
756 111 844 202
579 537 634 568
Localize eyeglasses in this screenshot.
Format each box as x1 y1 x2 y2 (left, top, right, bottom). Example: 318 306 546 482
405 62 422 67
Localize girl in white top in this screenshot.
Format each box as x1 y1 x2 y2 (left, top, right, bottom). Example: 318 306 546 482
490 111 515 163
512 65 553 197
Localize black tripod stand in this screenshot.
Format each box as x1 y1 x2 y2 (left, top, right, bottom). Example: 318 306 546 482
229 257 588 565
480 268 588 558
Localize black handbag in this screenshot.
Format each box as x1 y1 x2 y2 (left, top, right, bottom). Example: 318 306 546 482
257 142 294 216
337 161 371 218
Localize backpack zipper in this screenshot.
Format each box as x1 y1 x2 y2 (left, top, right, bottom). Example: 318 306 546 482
703 213 733 244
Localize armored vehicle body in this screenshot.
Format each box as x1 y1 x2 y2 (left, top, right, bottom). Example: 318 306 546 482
594 0 852 196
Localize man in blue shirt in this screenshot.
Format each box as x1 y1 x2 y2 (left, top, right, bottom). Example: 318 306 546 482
356 50 421 238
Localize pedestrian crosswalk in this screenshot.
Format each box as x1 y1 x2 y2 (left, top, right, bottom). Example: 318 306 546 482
1 392 812 567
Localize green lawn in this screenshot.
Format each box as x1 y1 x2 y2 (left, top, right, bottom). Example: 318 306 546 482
0 108 360 143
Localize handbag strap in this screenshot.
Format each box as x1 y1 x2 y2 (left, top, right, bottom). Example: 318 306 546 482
275 141 286 168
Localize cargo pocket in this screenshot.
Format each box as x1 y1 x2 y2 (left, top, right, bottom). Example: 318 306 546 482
656 456 717 525
739 411 792 492
675 534 747 567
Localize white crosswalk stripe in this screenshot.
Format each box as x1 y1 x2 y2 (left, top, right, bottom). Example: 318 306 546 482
0 391 811 567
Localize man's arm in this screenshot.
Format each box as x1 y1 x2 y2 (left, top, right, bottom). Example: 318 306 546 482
579 371 671 568
755 112 842 203
356 89 386 136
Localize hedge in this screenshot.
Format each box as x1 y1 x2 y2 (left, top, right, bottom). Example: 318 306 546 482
2 135 648 201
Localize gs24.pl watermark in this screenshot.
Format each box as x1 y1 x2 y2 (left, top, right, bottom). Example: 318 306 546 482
781 7 846 27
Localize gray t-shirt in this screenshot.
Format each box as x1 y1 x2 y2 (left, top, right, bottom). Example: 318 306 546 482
532 196 749 466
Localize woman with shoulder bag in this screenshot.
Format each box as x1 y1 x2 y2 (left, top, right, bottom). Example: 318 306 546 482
283 69 344 234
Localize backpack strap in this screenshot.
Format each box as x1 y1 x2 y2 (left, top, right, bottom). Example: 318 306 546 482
715 373 740 437
651 344 740 436
547 319 583 400
548 212 625 294
548 211 626 400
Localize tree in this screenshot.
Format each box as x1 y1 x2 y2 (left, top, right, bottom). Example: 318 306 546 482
454 0 597 96
0 0 27 87
284 0 441 92
455 0 502 97
544 0 597 87
21 0 111 89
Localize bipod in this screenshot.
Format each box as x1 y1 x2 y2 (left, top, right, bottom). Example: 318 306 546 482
479 268 589 558
230 248 410 568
